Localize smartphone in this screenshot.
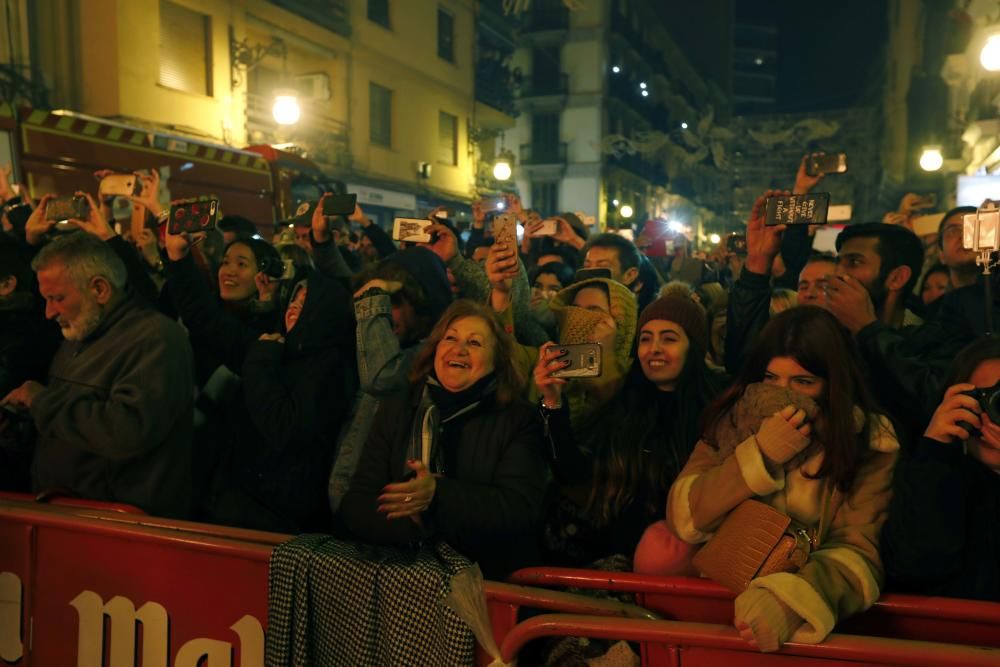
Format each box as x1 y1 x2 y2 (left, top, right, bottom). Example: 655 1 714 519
322 193 357 217
574 267 612 282
168 198 219 235
805 152 848 177
550 343 602 378
46 195 89 222
483 196 506 212
99 173 141 198
532 218 558 236
392 217 432 243
764 193 830 226
492 212 518 248
963 209 1000 251
726 234 747 254
259 256 296 280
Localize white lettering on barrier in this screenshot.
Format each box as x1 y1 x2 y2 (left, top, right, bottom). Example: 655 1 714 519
70 591 263 667
0 572 22 663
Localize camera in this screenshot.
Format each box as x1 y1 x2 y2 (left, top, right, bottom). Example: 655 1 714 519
961 380 1000 426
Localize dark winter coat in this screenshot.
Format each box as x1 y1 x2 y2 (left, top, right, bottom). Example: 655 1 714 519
882 436 1000 601
339 385 548 579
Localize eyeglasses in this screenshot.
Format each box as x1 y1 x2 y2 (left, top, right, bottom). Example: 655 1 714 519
532 285 560 296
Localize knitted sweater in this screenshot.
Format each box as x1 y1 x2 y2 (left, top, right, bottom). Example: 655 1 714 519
667 386 899 645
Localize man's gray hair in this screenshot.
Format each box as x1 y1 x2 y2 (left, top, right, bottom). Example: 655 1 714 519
31 232 128 291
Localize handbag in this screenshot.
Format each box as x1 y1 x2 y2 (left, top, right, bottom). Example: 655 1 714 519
691 499 813 593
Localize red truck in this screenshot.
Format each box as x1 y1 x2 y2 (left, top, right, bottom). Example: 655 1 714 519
0 104 338 237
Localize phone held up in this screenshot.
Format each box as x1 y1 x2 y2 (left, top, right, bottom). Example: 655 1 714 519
764 193 830 226
550 343 602 379
45 195 90 228
726 233 747 254
805 152 848 177
492 212 518 248
98 173 142 198
168 198 220 235
392 217 433 243
322 193 357 217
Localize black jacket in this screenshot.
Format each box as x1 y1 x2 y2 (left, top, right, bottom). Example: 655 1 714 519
882 436 1000 601
339 386 549 579
203 271 358 533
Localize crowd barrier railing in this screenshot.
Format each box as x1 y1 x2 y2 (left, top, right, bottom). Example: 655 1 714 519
508 566 1000 649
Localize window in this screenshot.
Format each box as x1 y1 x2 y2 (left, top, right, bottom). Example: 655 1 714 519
159 0 212 96
532 112 560 148
370 82 392 147
438 8 454 62
368 0 390 28
531 182 559 217
438 111 457 165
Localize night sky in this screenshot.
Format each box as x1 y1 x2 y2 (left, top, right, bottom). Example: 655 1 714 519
737 0 888 112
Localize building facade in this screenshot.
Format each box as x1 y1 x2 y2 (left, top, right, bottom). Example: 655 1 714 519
504 0 730 231
4 0 515 227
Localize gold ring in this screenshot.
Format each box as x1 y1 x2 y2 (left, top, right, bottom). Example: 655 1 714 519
404 495 412 503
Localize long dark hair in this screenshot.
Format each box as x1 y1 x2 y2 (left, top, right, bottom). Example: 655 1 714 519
407 299 525 404
581 328 727 526
703 306 881 492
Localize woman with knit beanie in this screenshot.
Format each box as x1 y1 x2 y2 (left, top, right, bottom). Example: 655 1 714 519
656 307 899 653
532 294 728 566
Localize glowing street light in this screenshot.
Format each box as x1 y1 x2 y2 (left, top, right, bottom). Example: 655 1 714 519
639 82 647 90
619 204 634 219
680 122 688 129
641 90 649 97
612 65 621 73
982 32 1000 71
612 199 619 206
709 233 721 244
272 89 301 125
493 159 512 181
668 220 685 233
919 146 944 172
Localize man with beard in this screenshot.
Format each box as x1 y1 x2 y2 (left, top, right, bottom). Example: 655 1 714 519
0 233 194 517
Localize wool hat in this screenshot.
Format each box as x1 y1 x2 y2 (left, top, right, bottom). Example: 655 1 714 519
550 277 638 368
637 294 709 353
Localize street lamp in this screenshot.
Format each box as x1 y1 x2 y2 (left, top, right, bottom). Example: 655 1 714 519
272 89 301 125
920 146 944 172
493 160 512 181
709 233 721 244
619 204 634 219
982 32 1000 71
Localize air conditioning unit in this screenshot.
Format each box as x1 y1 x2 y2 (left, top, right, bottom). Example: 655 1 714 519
417 162 432 179
295 73 331 101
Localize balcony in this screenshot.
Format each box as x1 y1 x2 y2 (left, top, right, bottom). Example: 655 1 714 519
268 0 350 37
521 73 568 98
246 93 351 169
475 60 518 116
608 152 665 184
520 142 567 166
520 8 569 32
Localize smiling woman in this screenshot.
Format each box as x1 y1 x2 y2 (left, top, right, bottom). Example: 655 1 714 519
339 300 548 578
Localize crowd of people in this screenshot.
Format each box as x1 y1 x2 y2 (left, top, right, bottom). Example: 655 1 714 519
1 155 998 654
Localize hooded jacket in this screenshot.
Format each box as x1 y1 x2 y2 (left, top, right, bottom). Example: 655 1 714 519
207 270 358 533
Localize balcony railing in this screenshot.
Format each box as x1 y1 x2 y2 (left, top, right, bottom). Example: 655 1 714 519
608 152 665 184
268 0 350 37
521 8 569 32
520 142 567 165
246 93 351 168
521 73 569 99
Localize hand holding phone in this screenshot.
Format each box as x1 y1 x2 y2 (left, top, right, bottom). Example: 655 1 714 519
322 193 358 217
805 152 848 177
492 212 518 248
549 343 602 378
99 173 142 198
764 193 830 226
168 198 219 235
393 217 433 243
45 195 90 223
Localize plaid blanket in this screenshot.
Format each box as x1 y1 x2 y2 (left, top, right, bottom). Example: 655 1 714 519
265 534 476 666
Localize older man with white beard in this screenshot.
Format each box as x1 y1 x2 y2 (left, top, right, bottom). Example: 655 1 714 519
1 232 194 517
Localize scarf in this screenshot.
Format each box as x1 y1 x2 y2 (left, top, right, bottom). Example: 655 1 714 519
404 373 497 478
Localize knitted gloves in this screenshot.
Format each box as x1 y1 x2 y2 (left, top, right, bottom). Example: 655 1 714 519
754 406 811 466
734 587 804 652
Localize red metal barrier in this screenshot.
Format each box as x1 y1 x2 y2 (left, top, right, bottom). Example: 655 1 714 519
0 490 146 514
498 614 1000 667
508 567 1000 649
0 498 288 666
